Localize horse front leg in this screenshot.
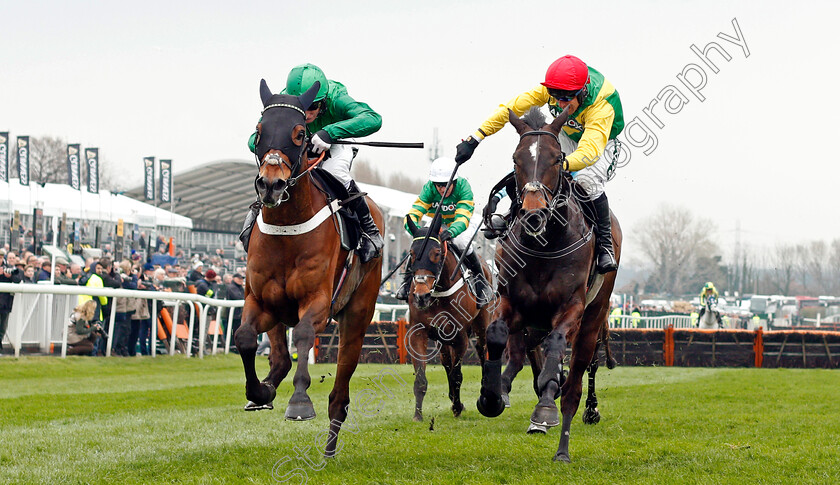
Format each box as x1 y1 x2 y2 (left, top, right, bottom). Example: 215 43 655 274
244 325 291 411
286 305 327 421
476 298 511 418
500 331 527 408
264 324 292 388
235 303 276 406
529 329 565 433
442 334 467 417
555 318 600 463
407 323 429 422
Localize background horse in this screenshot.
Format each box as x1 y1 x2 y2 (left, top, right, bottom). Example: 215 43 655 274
698 296 723 329
475 107 622 462
234 79 383 457
403 216 491 421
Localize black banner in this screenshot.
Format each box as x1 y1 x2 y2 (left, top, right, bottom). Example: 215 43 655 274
0 132 8 182
67 144 81 190
17 136 29 186
85 148 99 193
159 159 172 203
143 157 155 200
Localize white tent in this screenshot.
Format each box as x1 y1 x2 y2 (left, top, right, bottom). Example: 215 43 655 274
0 179 192 229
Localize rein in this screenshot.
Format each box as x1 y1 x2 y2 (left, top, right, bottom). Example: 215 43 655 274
507 129 591 259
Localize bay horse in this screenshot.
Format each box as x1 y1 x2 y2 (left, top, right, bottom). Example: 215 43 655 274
234 79 384 457
403 216 491 421
475 107 622 462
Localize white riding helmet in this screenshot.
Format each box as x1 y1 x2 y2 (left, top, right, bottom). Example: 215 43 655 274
429 157 458 183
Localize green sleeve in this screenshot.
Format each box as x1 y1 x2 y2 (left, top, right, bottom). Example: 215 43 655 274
445 179 475 239
405 182 438 234
315 82 382 140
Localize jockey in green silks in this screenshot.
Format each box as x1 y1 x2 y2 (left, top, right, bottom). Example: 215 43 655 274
243 63 384 262
395 157 492 306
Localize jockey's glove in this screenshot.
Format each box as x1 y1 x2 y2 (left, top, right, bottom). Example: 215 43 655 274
311 130 333 154
439 230 453 243
455 136 479 164
483 196 499 222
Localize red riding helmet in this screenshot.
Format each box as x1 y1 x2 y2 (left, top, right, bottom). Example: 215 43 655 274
541 55 590 91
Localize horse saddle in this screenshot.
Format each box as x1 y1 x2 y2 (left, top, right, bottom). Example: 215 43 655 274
238 168 361 253
307 168 361 252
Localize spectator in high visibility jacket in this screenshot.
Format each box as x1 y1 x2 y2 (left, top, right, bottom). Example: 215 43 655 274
630 307 642 328
195 269 217 299
78 261 108 321
609 306 622 327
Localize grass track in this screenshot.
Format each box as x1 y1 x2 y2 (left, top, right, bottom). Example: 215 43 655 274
1 355 838 484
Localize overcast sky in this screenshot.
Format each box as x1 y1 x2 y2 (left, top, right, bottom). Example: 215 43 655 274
3 0 839 265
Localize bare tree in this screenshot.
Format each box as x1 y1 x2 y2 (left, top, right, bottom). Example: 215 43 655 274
636 204 720 295
768 243 796 295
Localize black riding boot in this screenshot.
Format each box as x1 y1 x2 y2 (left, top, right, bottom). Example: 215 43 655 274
239 200 261 253
591 193 618 274
395 271 413 301
463 250 493 307
347 181 384 263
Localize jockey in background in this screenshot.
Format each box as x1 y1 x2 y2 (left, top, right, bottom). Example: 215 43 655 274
244 63 384 261
697 281 723 327
395 157 492 305
455 55 624 274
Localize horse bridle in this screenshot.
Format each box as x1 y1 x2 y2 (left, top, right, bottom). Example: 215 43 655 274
514 130 570 214
410 236 452 293
252 102 312 203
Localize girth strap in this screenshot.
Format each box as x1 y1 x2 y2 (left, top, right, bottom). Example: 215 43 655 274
257 199 341 236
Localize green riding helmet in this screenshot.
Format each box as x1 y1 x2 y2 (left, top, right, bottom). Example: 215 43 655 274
285 63 328 103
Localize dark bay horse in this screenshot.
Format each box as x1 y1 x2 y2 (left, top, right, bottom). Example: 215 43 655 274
234 79 384 457
476 107 622 462
403 216 491 421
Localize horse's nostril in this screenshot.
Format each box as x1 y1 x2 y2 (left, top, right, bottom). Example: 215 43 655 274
256 177 267 191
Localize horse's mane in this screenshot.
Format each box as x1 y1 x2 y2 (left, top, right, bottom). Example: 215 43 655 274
522 107 547 130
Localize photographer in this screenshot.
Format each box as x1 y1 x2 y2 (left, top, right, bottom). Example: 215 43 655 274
66 300 104 356
0 255 24 352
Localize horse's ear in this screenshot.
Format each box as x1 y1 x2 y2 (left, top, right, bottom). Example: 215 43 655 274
260 79 273 107
405 215 418 237
547 106 571 136
508 109 529 135
298 81 321 111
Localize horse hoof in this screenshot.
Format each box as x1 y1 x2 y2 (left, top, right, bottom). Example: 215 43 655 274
452 402 464 417
582 407 601 425
244 401 274 411
413 413 423 422
553 452 571 463
476 395 505 418
285 401 316 421
527 423 547 434
530 404 559 428
247 383 277 406
501 393 511 408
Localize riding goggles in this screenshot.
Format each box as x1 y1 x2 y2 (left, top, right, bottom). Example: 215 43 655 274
548 87 584 102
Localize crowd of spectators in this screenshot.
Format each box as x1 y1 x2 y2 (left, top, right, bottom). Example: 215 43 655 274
0 242 246 357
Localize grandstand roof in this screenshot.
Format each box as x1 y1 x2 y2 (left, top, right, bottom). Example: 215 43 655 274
123 159 417 233
0 179 192 229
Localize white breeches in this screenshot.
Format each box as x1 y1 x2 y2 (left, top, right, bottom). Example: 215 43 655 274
320 143 354 189
559 132 618 199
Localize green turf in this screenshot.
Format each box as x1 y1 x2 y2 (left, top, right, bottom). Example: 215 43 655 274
1 355 838 484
